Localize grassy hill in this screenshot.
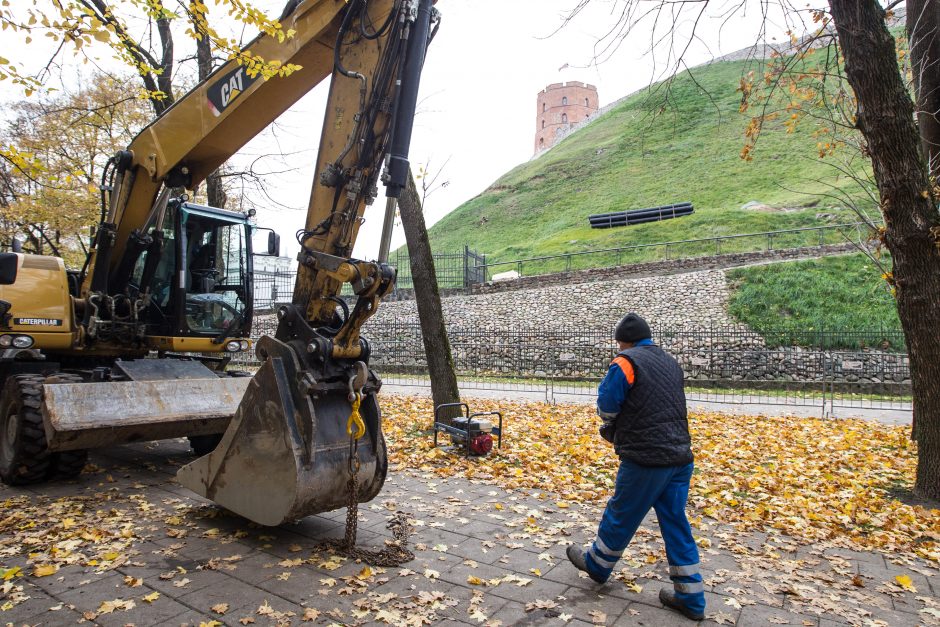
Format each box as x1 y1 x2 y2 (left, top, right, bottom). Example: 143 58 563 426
726 253 902 347
420 60 871 266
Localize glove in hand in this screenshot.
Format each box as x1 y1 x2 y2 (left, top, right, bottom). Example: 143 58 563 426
599 422 615 443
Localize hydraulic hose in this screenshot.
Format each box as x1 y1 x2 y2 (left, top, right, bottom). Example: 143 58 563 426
384 0 433 198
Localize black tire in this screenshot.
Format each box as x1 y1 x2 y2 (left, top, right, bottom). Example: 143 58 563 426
49 450 89 481
188 434 223 457
44 373 88 481
0 375 53 485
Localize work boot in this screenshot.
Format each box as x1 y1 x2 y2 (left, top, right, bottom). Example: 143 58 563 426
566 545 607 584
659 588 705 620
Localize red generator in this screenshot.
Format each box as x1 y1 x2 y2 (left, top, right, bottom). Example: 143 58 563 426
433 403 503 457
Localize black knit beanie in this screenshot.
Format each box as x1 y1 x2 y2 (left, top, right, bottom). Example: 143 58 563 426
615 313 651 343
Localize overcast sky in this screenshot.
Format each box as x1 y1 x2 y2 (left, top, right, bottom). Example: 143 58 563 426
2 0 814 261
241 0 811 261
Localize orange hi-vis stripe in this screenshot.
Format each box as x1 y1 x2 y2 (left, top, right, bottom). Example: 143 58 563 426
611 356 635 385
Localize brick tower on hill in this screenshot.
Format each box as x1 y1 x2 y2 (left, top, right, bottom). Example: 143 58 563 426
534 81 599 154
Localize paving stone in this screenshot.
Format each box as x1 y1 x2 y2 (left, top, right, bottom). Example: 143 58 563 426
554 585 629 624
55 573 128 612
436 558 512 589
17 607 86 626
2 584 62 623
90 590 192 627
412 526 475 550
26 564 104 597
490 547 561 579
177 574 294 615
254 568 335 604
432 582 510 623
870 602 929 624
172 609 219 626
221 550 283 585
444 518 505 541
601 575 671 607
736 603 805 626
701 589 741 620
483 574 570 605
220 596 306 627
492 600 598 626
540 563 606 592
701 551 746 574
628 603 705 626
118 562 232 596
448 536 516 565
370 571 435 598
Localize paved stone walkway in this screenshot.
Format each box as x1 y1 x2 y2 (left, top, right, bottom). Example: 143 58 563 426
0 436 935 626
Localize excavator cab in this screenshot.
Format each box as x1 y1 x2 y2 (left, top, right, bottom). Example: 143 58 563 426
130 201 254 341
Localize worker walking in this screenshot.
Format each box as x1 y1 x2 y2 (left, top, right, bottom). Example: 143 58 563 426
567 313 705 620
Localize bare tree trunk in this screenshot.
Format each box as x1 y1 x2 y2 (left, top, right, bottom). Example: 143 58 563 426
829 0 940 500
396 171 460 419
907 0 940 180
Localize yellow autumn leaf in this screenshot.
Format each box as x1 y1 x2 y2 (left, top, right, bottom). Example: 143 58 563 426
32 564 58 577
357 566 373 579
381 396 937 558
467 575 484 585
142 592 160 603
895 575 917 592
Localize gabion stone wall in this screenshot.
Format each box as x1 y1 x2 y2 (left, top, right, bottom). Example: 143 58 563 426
248 270 909 387
370 270 744 334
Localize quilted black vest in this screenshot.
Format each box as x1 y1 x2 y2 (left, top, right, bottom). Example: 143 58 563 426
613 344 693 467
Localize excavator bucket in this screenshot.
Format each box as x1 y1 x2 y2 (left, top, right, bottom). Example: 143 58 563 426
176 336 387 526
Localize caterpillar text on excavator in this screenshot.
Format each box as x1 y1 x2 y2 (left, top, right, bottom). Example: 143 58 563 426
0 0 438 528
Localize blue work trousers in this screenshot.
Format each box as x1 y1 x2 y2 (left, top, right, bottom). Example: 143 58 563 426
584 460 705 614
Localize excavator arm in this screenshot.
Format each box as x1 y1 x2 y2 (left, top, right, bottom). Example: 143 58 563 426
88 0 434 328
170 0 438 525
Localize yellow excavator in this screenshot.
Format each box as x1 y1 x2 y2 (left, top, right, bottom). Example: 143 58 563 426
0 0 437 527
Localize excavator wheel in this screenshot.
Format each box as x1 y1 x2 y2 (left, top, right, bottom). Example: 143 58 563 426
43 374 89 481
0 375 53 485
188 434 222 457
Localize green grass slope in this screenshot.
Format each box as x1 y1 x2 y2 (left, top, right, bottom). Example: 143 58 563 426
421 60 870 265
727 253 902 348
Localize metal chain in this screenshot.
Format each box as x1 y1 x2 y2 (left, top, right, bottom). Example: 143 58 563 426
309 430 414 567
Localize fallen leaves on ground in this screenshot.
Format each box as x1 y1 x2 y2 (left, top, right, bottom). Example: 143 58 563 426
382 396 939 560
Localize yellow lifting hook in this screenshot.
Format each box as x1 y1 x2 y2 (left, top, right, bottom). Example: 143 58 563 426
347 393 366 440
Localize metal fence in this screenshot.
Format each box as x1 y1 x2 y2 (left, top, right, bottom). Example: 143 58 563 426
391 246 486 291
474 223 868 279
251 247 486 310
235 320 911 415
